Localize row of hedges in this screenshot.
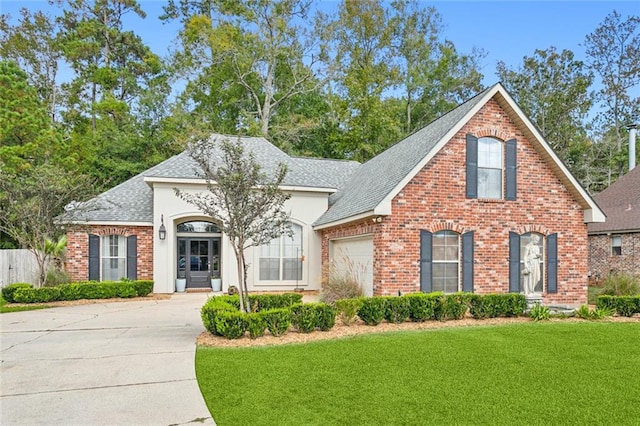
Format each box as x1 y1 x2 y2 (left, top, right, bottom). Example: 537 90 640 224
202 292 528 340
337 293 527 326
201 294 333 339
596 295 640 317
2 280 154 304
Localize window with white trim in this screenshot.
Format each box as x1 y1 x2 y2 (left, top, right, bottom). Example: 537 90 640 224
477 137 503 199
101 235 126 281
432 230 459 293
259 223 303 281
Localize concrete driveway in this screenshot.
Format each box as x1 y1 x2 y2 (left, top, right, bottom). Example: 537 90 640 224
0 293 215 425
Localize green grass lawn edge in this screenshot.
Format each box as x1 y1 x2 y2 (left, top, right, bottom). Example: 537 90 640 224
196 322 640 425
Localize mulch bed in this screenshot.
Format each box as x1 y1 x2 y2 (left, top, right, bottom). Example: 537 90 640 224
197 314 640 348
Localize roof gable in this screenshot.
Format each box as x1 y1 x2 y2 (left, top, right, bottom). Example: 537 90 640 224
314 83 604 228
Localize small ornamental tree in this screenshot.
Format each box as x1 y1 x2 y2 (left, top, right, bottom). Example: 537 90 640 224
0 165 91 287
175 135 291 313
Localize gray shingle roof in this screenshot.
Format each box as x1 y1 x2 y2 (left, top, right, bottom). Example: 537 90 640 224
64 135 359 224
313 85 494 227
588 166 640 234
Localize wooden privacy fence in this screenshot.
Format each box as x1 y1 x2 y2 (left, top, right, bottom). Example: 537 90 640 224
0 249 43 287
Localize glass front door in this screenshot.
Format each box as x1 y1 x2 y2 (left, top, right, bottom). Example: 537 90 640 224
178 237 218 288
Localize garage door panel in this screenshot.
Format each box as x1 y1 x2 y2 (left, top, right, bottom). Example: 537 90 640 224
330 237 373 297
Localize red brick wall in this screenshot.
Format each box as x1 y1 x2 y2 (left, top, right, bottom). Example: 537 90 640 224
321 99 589 305
66 225 153 281
588 233 640 281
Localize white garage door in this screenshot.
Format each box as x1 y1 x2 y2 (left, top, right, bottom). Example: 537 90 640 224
330 236 374 297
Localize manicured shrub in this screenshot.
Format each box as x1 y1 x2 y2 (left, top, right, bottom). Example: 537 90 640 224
442 294 468 320
201 298 237 335
215 311 247 339
597 295 640 317
57 283 82 301
2 283 33 303
247 313 267 339
614 296 637 317
405 293 441 322
383 296 410 323
249 293 303 311
133 280 154 296
503 293 527 317
469 294 527 319
358 297 386 326
113 283 137 298
290 303 318 333
261 308 291 337
13 287 62 303
315 303 336 331
596 295 616 311
335 298 364 325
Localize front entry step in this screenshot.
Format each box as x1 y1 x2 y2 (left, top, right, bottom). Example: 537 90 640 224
185 288 212 293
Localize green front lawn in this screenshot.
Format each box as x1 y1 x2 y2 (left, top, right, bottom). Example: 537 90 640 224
196 322 640 425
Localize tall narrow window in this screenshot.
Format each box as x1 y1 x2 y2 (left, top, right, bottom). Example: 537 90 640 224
101 235 126 281
477 137 503 199
432 230 459 293
259 223 303 281
611 236 622 256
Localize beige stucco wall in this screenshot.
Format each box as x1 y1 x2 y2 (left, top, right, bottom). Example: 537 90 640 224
151 181 328 293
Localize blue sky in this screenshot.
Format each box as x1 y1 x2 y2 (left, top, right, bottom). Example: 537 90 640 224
1 0 637 90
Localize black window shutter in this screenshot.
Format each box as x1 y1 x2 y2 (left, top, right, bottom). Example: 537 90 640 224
466 134 478 198
509 232 520 293
127 235 138 280
88 234 100 281
546 233 558 293
420 230 433 293
505 139 517 200
462 231 474 292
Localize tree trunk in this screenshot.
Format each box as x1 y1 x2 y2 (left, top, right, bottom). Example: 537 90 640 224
234 248 247 313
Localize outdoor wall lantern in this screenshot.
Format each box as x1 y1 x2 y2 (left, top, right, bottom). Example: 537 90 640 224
159 215 167 240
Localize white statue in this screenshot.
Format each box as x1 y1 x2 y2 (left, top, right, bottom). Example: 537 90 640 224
523 234 541 294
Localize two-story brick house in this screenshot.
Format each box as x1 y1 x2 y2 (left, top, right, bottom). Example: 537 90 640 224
64 83 604 305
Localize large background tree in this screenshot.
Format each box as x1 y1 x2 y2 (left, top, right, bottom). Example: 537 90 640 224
175 136 291 312
585 10 640 186
497 47 593 184
163 0 321 147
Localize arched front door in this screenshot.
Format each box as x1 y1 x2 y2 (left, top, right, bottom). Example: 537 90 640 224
176 221 221 289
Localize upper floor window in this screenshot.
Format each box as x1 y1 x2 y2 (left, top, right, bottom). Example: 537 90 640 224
611 236 622 256
259 223 303 281
466 134 517 201
477 137 503 199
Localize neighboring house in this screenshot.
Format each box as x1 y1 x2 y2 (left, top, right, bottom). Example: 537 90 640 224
64 83 604 305
587 166 640 280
